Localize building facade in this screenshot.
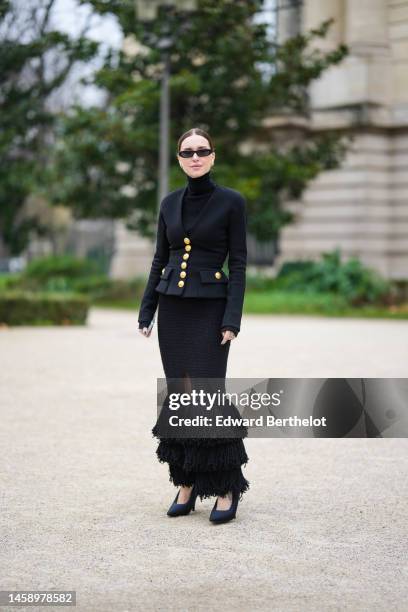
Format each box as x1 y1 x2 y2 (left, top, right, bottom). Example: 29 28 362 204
276 0 408 280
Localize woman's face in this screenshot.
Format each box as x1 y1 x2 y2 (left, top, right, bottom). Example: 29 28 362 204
177 134 215 178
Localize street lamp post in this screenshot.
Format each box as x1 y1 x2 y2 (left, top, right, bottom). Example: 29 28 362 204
157 36 172 207
134 0 197 213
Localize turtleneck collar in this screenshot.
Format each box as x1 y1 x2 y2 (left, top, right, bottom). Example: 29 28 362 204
186 170 215 195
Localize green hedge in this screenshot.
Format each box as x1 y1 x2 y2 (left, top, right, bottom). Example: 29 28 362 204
23 254 101 280
4 254 148 303
0 291 89 325
274 249 391 305
74 276 146 302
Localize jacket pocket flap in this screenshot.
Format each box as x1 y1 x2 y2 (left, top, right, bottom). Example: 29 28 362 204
160 266 173 280
200 269 228 283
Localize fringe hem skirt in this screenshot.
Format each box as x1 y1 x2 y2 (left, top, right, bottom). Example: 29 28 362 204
152 293 249 501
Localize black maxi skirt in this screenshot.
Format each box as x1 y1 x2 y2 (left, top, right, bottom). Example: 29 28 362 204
152 293 250 501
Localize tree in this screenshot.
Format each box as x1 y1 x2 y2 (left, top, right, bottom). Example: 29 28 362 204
0 0 99 254
50 0 349 241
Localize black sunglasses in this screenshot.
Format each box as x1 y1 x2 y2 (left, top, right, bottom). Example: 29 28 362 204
178 148 214 158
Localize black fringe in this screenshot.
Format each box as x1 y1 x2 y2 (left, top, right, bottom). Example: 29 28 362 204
167 463 195 488
156 438 248 473
157 438 250 501
168 463 250 501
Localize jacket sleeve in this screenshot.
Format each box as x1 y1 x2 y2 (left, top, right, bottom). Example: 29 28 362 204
221 325 240 337
137 206 170 327
221 194 247 333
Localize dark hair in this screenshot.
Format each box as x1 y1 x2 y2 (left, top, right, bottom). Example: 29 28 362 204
177 128 214 153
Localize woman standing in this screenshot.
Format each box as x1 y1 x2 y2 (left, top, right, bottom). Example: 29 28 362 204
138 128 249 524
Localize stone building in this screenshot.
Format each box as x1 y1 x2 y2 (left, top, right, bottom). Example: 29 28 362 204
276 0 408 280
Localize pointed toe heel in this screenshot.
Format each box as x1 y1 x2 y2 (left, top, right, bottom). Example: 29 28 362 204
167 485 198 517
209 491 239 524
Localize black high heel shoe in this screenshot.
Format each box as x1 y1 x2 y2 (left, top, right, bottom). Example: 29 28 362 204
167 485 198 517
209 491 239 524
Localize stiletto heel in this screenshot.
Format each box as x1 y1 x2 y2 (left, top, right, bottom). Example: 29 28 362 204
209 491 239 524
167 485 198 517
191 493 197 511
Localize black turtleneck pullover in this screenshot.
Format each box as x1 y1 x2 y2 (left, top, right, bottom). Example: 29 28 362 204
139 171 240 336
182 170 216 232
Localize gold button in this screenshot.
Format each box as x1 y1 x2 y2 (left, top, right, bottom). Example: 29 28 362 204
181 262 187 269
178 280 184 288
183 253 189 260
184 237 190 245
180 271 186 278
162 267 165 274
185 244 191 252
215 271 222 279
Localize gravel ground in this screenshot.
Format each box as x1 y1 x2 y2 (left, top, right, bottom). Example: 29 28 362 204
0 308 407 612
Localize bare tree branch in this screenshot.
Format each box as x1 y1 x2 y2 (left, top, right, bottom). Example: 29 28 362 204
39 0 56 37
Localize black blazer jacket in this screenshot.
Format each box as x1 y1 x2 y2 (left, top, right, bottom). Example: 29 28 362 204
138 182 247 334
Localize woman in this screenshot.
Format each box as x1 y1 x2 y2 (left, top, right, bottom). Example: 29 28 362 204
138 127 249 524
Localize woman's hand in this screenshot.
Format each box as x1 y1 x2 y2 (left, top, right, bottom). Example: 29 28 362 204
221 330 236 344
139 326 153 338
